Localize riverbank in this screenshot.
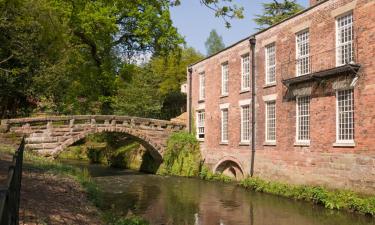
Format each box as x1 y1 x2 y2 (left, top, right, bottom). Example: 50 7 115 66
0 144 102 225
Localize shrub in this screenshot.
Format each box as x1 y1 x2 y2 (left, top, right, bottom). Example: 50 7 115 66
161 131 201 177
199 165 232 183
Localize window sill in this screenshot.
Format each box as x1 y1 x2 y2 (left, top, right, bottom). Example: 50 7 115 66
198 99 205 103
239 142 250 146
197 138 205 142
220 95 229 98
240 89 250 94
263 141 276 146
220 142 229 145
294 141 310 147
332 142 355 147
264 83 276 88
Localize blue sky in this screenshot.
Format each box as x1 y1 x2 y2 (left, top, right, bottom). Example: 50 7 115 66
170 0 309 55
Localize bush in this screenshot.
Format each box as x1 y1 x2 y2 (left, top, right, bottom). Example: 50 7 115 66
240 177 375 216
161 131 201 177
199 165 232 183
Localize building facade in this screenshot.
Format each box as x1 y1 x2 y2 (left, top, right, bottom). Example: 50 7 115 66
187 0 375 193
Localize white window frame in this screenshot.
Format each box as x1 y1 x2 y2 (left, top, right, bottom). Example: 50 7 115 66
196 110 205 140
296 96 310 144
296 30 310 76
265 101 276 143
199 72 205 100
265 43 276 85
221 108 229 143
221 62 229 96
336 12 354 66
240 104 250 143
241 54 250 91
335 89 354 144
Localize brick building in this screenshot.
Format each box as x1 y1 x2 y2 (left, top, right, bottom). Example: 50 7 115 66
187 0 375 193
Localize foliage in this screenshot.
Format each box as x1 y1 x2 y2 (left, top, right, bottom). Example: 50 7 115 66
0 0 183 117
254 0 304 29
240 177 375 216
199 165 232 183
113 47 202 120
205 29 226 56
105 215 149 225
160 131 201 177
108 141 142 169
58 146 89 161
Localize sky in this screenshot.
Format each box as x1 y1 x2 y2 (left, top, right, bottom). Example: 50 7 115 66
170 0 309 55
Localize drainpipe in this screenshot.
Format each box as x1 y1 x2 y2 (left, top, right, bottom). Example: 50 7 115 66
249 37 256 177
188 67 193 133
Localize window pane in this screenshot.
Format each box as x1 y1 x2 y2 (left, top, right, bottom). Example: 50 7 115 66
296 96 310 141
242 55 250 90
265 44 276 84
337 89 354 141
199 73 205 100
241 105 250 142
221 109 228 142
197 111 205 139
296 31 310 76
336 13 354 65
266 101 276 141
222 63 229 95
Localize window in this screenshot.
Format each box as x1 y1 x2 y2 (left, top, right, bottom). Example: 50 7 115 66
336 89 354 143
199 73 205 100
265 101 276 142
296 96 310 142
336 13 354 66
197 111 205 139
241 105 250 142
221 63 229 95
241 55 250 90
221 108 228 142
265 43 276 85
296 30 310 76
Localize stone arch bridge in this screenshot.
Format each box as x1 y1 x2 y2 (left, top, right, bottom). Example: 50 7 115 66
0 115 185 160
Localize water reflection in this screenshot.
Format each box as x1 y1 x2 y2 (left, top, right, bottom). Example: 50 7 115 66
65 161 375 225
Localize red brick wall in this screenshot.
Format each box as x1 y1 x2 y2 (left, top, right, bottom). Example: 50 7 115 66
189 0 375 194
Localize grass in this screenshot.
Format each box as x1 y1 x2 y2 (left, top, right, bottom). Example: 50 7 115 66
240 177 375 216
0 144 150 224
21 150 102 207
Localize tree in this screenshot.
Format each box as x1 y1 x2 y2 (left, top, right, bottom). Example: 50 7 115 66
0 0 184 117
113 47 204 120
254 0 304 29
205 30 226 56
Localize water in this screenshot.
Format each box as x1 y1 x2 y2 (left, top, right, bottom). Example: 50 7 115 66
65 160 375 225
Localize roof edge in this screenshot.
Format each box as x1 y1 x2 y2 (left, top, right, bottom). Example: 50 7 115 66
188 0 329 68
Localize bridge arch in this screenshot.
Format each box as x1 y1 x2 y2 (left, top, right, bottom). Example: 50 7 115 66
0 115 185 159
213 156 244 180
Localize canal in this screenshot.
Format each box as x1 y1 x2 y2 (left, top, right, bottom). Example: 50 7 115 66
66 161 375 225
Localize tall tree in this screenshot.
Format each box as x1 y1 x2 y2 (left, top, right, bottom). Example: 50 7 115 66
205 29 226 56
254 0 304 29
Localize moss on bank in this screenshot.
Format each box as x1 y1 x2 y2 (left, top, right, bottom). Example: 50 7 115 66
240 177 375 216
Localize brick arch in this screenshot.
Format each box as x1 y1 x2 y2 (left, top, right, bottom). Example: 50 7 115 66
213 156 245 180
0 115 185 159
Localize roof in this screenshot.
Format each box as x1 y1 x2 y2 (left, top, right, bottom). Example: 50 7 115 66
188 0 329 68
